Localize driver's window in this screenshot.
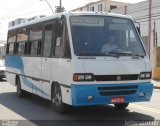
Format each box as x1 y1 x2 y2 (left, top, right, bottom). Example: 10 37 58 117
54 17 71 58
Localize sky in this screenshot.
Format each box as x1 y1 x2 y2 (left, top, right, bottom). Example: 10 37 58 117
0 0 146 41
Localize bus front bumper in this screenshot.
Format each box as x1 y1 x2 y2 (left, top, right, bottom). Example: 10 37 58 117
71 82 153 106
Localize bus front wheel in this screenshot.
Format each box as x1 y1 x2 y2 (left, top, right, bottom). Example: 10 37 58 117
52 83 68 114
114 103 129 110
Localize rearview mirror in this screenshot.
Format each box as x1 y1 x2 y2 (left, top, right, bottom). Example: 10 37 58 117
55 20 62 37
134 21 141 36
55 15 65 37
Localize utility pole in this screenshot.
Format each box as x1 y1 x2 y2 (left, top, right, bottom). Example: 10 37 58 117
55 0 65 13
153 21 158 47
60 0 62 8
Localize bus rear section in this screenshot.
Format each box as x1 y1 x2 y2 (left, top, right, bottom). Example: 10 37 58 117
69 15 153 109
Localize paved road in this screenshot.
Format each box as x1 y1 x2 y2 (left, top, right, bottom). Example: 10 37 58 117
0 79 160 126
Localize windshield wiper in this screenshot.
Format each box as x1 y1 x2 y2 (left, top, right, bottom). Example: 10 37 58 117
109 51 132 55
108 52 146 58
131 54 146 58
78 53 119 58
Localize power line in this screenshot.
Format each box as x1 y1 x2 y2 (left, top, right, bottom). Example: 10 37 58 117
0 8 49 20
125 1 160 14
134 12 160 20
127 4 160 15
1 0 49 23
135 17 160 23
2 0 34 18
134 14 160 22
11 0 42 16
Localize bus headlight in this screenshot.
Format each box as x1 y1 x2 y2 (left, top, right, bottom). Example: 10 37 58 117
73 73 95 81
139 72 151 79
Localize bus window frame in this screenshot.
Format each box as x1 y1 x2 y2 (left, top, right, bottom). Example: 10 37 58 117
69 15 146 57
42 21 54 58
54 17 71 59
27 23 44 57
6 16 71 59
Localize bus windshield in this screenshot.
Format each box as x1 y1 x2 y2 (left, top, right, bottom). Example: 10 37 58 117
70 16 146 57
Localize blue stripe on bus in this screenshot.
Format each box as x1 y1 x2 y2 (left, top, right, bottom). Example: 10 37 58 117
5 55 49 96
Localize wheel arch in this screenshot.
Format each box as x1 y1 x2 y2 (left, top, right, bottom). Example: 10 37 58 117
15 75 20 86
51 81 60 99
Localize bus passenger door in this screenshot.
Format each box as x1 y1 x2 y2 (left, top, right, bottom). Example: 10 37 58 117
41 23 53 99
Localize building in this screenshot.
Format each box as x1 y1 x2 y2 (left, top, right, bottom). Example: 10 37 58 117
71 0 129 12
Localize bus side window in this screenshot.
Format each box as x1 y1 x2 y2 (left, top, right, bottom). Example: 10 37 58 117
54 17 71 59
17 42 26 55
43 23 53 57
8 43 14 54
8 30 17 43
6 44 9 54
16 28 29 55
30 41 40 55
29 24 43 56
37 40 42 55
27 41 32 55
14 43 19 54
7 30 17 55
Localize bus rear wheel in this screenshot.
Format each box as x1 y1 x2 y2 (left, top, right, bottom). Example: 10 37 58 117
114 103 129 110
52 84 68 114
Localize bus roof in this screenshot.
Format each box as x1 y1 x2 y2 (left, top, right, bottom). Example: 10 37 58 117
9 11 132 31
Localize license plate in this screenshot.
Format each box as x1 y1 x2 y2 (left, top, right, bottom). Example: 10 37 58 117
110 96 125 103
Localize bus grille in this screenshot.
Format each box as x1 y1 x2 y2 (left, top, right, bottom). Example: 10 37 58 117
98 85 137 96
95 74 139 81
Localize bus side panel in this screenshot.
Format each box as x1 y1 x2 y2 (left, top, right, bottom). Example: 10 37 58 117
6 72 16 86
5 55 22 86
22 57 42 96
41 58 52 100
52 58 73 105
61 86 72 105
41 82 51 100
5 56 43 96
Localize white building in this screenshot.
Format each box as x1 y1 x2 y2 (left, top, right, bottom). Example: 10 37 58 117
71 0 129 12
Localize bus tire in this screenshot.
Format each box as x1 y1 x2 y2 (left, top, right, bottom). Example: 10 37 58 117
16 77 25 97
52 83 68 114
114 103 129 110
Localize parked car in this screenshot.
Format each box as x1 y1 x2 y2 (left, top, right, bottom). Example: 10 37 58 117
0 59 5 79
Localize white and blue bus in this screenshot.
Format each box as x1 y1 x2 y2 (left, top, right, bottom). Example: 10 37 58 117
5 12 153 113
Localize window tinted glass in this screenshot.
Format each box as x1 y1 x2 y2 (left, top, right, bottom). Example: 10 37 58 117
8 43 14 54
55 18 71 58
30 40 42 55
29 24 43 40
17 42 27 55
8 30 17 43
43 24 52 57
70 16 145 56
17 28 29 42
